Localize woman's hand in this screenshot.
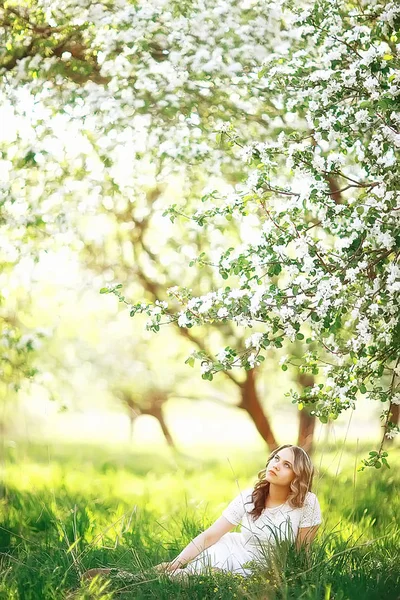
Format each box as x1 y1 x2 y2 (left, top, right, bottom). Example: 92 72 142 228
155 560 184 573
154 562 171 572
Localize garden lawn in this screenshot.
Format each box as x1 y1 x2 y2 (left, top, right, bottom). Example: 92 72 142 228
0 441 399 599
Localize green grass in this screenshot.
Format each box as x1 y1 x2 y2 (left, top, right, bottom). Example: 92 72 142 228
0 441 399 599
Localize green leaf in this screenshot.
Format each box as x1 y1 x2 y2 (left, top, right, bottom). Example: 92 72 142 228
99 288 109 294
185 356 195 368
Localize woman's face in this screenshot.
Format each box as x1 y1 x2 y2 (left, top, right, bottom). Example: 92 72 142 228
265 447 296 487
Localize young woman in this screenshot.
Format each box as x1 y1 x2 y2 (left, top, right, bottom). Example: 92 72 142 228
156 444 321 577
83 444 321 581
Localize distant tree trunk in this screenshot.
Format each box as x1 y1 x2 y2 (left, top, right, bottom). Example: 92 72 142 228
128 408 139 442
391 403 399 425
387 403 399 444
118 391 176 449
239 369 278 452
297 410 316 453
143 406 176 450
296 373 316 454
327 176 344 205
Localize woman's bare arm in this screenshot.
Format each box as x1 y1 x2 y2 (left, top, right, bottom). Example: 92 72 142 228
159 516 235 572
296 525 319 550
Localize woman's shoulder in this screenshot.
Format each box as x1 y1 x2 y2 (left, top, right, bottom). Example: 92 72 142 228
301 491 320 508
222 486 254 524
300 492 320 511
299 490 322 526
289 491 319 512
304 491 319 503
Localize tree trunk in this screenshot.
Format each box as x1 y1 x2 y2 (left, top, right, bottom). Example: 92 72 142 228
123 401 140 442
128 411 137 442
297 410 316 453
327 176 344 205
390 403 399 425
387 403 399 444
296 373 316 454
144 407 176 450
240 370 278 452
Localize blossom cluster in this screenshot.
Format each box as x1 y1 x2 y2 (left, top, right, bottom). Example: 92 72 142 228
112 1 400 458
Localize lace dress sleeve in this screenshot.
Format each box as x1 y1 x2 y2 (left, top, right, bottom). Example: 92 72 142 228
299 492 322 528
222 488 253 526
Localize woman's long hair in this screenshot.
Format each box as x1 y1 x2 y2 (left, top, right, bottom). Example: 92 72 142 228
247 444 314 521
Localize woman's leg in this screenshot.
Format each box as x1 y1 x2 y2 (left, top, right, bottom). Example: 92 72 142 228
81 568 112 581
184 533 250 575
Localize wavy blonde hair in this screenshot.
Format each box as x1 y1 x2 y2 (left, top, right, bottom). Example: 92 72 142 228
247 444 314 521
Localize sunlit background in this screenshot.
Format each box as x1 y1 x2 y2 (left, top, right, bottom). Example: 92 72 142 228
0 88 390 463
3 236 384 454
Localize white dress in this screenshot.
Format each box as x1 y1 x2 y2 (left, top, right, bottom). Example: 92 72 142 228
185 488 322 576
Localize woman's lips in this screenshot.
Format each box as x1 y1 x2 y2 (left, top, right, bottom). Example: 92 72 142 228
268 470 277 476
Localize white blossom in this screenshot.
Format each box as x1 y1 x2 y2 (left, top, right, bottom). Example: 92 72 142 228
177 313 190 327
245 332 264 349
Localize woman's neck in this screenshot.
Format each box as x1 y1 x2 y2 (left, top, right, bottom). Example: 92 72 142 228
265 484 289 507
